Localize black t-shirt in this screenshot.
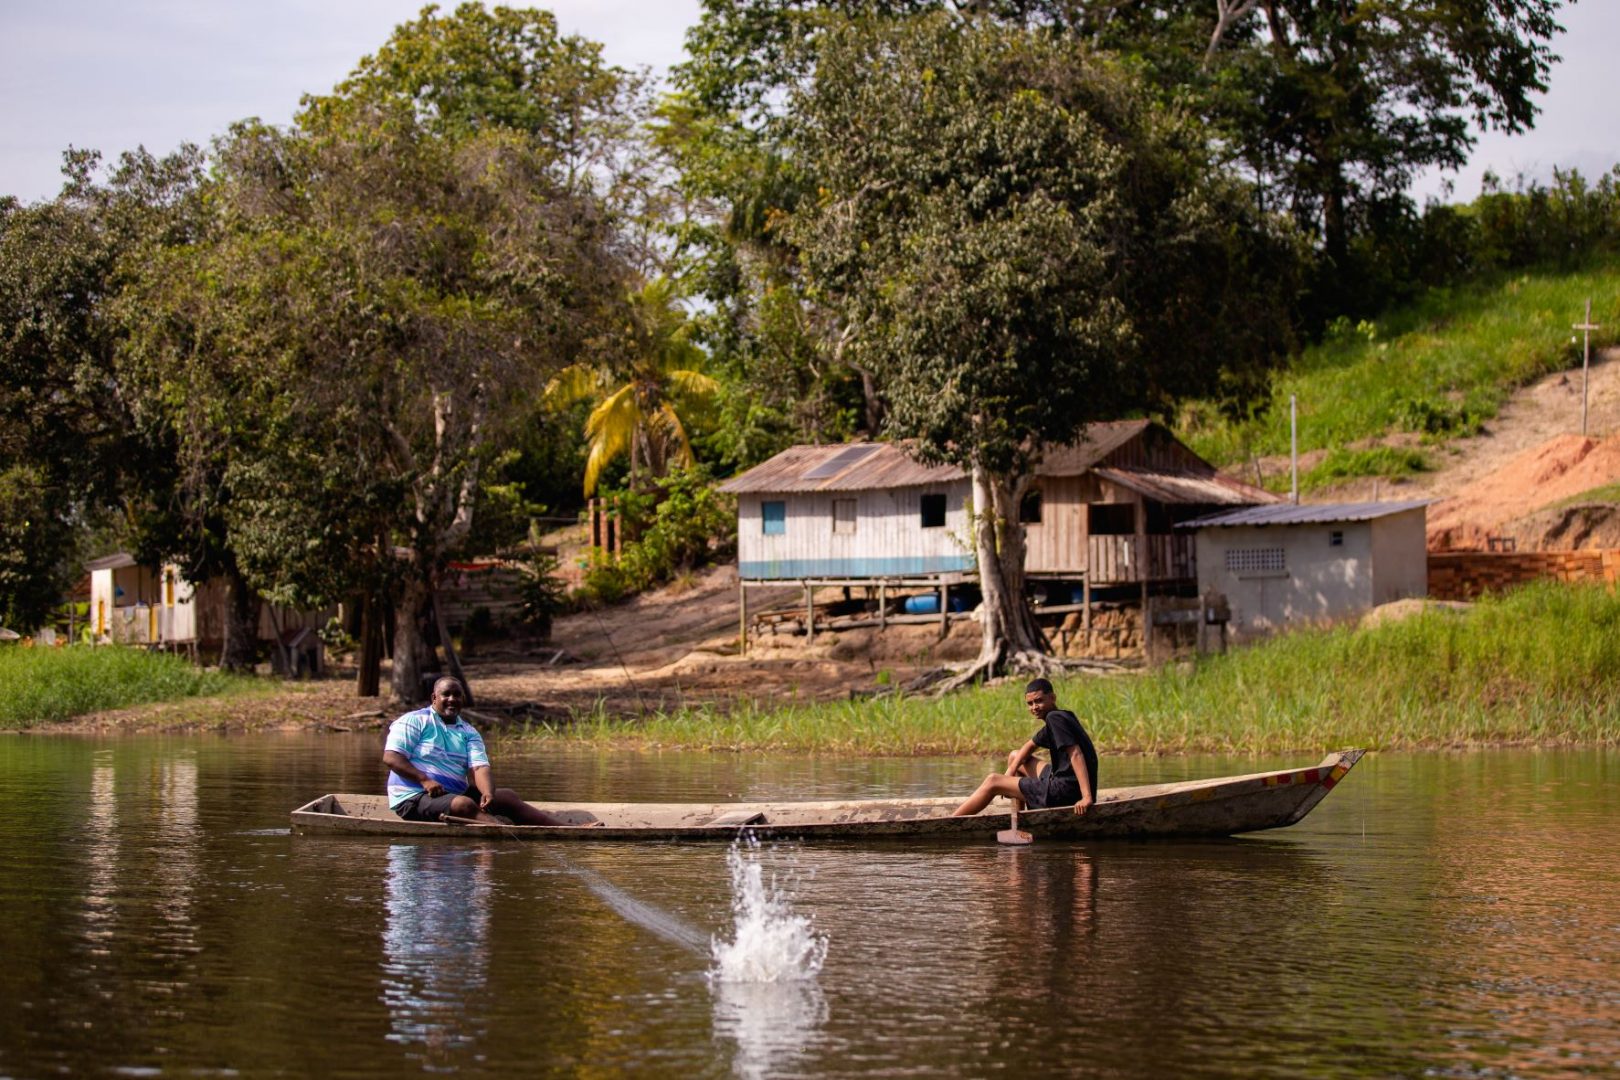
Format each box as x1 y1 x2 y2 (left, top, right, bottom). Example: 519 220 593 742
1031 709 1099 796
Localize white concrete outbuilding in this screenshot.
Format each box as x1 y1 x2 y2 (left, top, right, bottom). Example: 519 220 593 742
1179 500 1429 638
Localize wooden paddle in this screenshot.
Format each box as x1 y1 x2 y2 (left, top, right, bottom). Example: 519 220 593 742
997 800 1033 846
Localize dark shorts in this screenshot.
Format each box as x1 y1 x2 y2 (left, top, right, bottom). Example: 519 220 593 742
393 788 477 822
1018 770 1080 810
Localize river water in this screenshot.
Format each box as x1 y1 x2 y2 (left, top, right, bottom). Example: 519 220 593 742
0 735 1615 1079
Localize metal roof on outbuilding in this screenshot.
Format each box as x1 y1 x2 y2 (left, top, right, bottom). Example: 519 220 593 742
1177 500 1430 529
84 552 139 572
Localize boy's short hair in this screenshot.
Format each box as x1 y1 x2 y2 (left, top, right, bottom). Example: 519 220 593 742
1024 678 1054 696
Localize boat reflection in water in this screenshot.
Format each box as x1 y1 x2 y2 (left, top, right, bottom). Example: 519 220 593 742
709 842 830 1079
381 845 492 1069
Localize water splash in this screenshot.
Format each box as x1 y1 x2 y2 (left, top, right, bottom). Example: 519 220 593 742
709 840 830 1079
709 839 828 984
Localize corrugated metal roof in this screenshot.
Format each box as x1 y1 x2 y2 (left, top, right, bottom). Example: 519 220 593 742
719 421 1280 505
1035 420 1153 475
85 552 138 572
716 442 963 493
1092 467 1280 507
1177 500 1430 529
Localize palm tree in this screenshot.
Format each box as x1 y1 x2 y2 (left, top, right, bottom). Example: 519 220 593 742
545 278 718 495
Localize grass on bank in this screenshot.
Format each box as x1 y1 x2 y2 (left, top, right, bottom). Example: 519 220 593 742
0 646 257 730
529 582 1620 756
1182 260 1620 490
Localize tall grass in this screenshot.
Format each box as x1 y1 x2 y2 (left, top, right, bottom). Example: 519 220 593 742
529 583 1620 755
1182 260 1620 489
0 646 253 729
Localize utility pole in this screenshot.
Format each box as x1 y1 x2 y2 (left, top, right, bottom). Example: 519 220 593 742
1574 298 1600 437
1289 394 1299 505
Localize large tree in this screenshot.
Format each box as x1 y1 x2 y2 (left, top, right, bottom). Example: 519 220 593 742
673 1 1567 355
784 15 1298 683
0 149 203 633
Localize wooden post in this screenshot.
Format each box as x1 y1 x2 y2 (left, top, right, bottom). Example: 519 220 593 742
1574 298 1600 437
1135 498 1150 658
805 582 815 642
1141 584 1151 660
1081 577 1092 650
878 579 887 630
738 579 748 656
939 580 949 638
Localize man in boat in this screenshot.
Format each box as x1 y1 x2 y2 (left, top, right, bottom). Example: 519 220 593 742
383 677 578 826
951 678 1098 818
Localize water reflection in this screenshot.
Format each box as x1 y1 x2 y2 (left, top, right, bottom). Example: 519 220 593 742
82 751 118 948
152 754 199 947
712 979 830 1080
380 845 492 1071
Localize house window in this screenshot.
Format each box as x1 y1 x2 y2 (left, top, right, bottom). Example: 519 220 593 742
920 493 947 528
832 499 857 534
1225 547 1286 574
1330 530 1344 547
1089 503 1135 535
1019 490 1043 524
762 501 786 536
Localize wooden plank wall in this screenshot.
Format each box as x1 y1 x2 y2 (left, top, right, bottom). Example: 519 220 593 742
737 482 975 576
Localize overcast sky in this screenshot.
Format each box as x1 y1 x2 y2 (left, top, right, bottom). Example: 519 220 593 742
1 1 1613 206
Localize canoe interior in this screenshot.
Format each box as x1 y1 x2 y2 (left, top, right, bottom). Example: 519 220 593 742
290 749 1364 842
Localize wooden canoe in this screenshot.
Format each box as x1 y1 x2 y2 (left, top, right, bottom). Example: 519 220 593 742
290 749 1364 842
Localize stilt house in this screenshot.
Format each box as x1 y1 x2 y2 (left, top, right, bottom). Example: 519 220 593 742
720 421 1278 642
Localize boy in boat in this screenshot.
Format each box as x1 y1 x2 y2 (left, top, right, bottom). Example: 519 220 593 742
951 678 1098 817
383 676 583 826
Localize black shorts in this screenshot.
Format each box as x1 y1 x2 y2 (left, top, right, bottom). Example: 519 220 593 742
393 788 478 822
1018 770 1079 810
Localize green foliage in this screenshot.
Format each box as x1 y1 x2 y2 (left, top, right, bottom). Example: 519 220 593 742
545 278 719 495
0 148 203 627
516 547 569 638
0 646 255 730
785 16 1299 479
1300 447 1430 492
0 465 78 630
537 583 1620 753
1551 482 1620 510
576 467 736 604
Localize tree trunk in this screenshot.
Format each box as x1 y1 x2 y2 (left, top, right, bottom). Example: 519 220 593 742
390 576 434 704
431 580 473 705
939 462 1053 691
356 593 382 698
218 565 261 674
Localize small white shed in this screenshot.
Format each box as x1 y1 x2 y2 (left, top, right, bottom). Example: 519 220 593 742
1179 501 1429 637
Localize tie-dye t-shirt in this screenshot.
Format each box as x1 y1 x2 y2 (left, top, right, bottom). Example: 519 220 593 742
385 708 491 808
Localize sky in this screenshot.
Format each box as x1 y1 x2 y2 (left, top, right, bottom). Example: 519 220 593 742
1 1 1614 206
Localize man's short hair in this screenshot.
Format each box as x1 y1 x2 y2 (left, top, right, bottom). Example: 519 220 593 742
433 676 465 696
1024 678 1054 696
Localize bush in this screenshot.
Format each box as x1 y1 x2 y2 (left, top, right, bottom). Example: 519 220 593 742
0 646 254 729
576 467 736 605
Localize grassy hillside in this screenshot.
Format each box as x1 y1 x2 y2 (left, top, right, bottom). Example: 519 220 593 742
530 583 1620 755
1180 259 1620 491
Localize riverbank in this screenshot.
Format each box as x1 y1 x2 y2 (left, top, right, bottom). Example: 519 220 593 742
523 583 1620 755
20 583 1620 754
0 646 265 730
